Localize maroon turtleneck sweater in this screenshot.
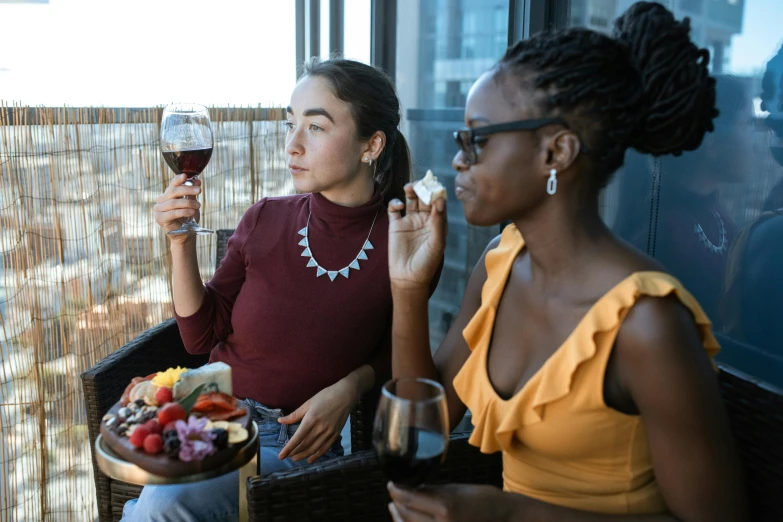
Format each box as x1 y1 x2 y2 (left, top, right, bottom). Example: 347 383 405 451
175 188 391 413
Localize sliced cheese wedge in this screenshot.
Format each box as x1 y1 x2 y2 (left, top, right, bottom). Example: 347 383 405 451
413 169 447 205
172 362 233 401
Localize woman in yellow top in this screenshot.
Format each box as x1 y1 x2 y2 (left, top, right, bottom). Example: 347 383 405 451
385 3 747 522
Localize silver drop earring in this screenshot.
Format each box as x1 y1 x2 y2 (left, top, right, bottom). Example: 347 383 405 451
547 168 558 195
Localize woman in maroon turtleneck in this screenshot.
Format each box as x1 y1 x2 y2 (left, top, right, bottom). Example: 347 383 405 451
122 59 418 522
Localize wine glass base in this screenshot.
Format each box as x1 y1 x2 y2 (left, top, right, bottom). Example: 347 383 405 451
168 225 214 236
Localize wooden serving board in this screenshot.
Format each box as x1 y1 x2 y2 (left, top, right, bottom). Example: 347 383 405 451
99 400 254 478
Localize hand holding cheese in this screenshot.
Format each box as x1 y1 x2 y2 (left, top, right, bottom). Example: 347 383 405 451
413 170 447 206
387 171 448 291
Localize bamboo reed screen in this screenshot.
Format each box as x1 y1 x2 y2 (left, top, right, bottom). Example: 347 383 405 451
0 104 290 522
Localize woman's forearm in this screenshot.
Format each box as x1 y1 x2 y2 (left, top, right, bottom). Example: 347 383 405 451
390 285 439 381
170 237 206 317
342 364 376 403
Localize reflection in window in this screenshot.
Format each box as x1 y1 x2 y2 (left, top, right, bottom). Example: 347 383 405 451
396 0 509 347
568 0 783 385
680 0 703 14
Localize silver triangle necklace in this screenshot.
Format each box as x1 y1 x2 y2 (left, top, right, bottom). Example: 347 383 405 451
297 209 379 281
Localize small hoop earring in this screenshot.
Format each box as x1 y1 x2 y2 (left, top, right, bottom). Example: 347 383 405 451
547 168 558 195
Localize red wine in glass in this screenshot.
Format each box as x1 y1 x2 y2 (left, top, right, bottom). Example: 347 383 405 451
162 148 213 176
160 103 214 236
378 427 446 487
373 378 449 488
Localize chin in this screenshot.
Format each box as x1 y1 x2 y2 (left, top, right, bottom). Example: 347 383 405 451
291 177 317 194
463 204 501 228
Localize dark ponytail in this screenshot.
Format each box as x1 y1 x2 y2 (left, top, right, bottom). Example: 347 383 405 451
302 58 411 204
495 1 717 187
381 131 411 205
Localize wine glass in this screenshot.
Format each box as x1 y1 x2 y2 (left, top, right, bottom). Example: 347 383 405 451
160 103 214 236
373 377 449 487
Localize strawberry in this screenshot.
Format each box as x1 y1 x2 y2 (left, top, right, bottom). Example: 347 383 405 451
155 386 173 405
143 419 162 435
129 426 150 449
163 421 178 433
143 433 164 455
157 403 186 427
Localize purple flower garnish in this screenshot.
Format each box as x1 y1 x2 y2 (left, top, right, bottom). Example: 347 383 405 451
175 415 217 462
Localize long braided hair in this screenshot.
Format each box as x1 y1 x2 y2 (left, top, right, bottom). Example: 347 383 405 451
494 1 718 187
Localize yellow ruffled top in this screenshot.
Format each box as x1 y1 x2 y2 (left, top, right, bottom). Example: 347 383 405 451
452 224 719 515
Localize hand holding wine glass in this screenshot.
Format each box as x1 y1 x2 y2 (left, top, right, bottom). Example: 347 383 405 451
373 378 449 488
387 483 517 522
153 175 203 238
160 103 214 236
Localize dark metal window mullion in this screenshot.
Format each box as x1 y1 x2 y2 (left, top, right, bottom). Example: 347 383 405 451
370 0 397 80
329 0 344 58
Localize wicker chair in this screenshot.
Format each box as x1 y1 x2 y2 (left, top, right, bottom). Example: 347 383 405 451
715 336 783 521
243 361 783 522
246 433 502 522
81 229 379 522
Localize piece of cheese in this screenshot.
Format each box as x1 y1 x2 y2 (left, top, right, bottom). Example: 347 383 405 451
413 169 446 205
172 362 233 400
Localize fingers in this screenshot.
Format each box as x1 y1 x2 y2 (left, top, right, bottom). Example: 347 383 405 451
168 173 186 188
290 431 331 463
388 502 408 522
154 198 201 213
388 483 444 515
388 501 435 522
157 184 201 204
167 173 198 188
278 427 308 460
153 195 200 228
155 208 197 223
281 424 328 462
404 183 420 214
388 199 404 221
429 198 448 250
288 427 324 462
304 433 338 464
277 411 315 460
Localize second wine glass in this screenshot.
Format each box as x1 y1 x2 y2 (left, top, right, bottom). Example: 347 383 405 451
373 377 449 487
160 103 214 236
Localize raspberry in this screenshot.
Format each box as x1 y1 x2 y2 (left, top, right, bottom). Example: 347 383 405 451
129 426 150 449
157 403 186 427
143 419 162 435
143 433 164 455
155 387 173 405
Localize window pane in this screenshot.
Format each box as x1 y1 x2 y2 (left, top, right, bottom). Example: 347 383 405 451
344 0 371 64
568 0 783 385
396 0 509 348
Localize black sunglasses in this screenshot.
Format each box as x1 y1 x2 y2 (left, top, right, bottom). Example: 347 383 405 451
453 117 582 165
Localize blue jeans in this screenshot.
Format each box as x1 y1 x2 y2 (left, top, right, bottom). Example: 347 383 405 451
120 399 345 522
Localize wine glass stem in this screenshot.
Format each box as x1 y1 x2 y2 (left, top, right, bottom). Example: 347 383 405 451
182 176 198 226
